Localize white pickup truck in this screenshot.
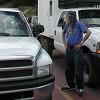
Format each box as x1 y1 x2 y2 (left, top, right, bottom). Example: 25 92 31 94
0 8 54 100
38 0 100 86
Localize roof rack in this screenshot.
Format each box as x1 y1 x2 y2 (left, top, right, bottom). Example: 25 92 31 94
58 0 100 9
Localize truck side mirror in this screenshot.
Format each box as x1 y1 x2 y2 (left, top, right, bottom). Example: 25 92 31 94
32 24 44 37
27 17 32 24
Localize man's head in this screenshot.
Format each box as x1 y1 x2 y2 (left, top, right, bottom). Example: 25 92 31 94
66 11 77 31
66 11 77 23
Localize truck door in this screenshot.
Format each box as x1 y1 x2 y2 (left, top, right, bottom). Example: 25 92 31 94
54 11 65 50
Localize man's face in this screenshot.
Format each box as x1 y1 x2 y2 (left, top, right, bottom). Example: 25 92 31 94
63 15 66 20
66 16 70 23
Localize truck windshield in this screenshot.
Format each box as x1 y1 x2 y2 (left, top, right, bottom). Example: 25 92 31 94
79 10 100 27
0 11 30 37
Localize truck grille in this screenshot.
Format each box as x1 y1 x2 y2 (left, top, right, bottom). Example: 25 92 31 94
0 69 32 78
0 59 34 82
0 60 32 68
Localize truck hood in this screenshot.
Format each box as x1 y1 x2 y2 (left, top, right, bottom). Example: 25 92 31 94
0 37 41 57
89 27 100 41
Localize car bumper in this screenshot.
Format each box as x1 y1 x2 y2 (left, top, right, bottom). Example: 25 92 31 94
92 53 100 70
0 75 55 100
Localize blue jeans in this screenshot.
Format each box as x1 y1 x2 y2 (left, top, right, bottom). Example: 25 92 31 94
65 47 84 89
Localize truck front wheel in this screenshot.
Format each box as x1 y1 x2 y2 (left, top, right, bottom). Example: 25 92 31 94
83 54 99 86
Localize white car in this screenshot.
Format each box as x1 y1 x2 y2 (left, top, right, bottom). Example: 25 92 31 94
0 8 54 100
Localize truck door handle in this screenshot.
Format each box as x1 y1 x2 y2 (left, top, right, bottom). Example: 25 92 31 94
54 30 56 35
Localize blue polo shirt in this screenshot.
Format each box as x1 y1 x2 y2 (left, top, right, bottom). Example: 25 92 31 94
63 21 88 45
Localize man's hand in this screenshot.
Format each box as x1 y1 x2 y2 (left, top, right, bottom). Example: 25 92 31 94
64 42 67 48
74 42 83 50
74 29 91 50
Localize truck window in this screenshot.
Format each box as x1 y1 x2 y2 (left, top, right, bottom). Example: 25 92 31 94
57 11 67 27
79 10 100 27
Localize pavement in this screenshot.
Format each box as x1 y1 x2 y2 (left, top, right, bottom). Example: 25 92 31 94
52 50 100 100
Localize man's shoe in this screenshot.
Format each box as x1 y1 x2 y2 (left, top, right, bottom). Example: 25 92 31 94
76 89 85 96
61 85 75 91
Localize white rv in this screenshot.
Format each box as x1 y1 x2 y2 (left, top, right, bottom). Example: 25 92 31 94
38 0 100 86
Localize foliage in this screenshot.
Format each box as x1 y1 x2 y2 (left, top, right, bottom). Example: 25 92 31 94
0 0 37 7
0 0 37 17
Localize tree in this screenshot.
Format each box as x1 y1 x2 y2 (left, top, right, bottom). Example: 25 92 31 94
0 0 37 7
0 0 12 5
11 0 37 7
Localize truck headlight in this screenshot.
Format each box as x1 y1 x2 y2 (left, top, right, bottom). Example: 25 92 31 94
37 65 50 77
96 42 100 54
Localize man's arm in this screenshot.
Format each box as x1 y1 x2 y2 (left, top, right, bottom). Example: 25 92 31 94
62 23 68 48
74 29 91 50
62 32 67 48
82 29 91 43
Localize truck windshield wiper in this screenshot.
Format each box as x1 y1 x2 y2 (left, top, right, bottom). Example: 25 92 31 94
0 33 29 37
89 24 100 27
15 34 29 37
0 33 12 36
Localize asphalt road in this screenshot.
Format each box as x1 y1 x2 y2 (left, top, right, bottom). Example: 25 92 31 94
52 50 100 100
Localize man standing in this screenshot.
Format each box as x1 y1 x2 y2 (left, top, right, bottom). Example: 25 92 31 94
61 11 91 96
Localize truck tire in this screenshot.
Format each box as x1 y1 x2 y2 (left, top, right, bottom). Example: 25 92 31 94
83 54 99 86
42 38 53 58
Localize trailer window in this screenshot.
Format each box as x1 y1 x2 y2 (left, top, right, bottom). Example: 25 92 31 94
49 1 52 16
58 0 100 9
79 10 100 27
